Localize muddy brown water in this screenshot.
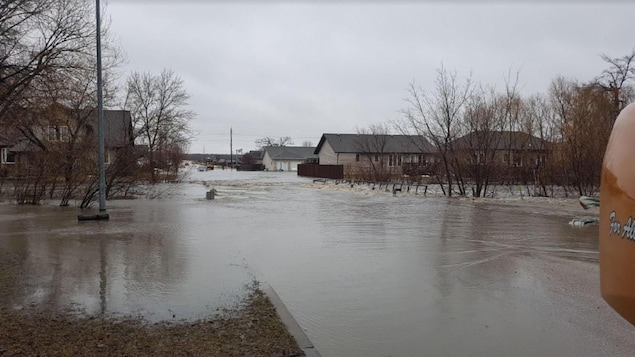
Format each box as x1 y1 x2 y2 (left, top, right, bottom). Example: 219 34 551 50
0 170 633 356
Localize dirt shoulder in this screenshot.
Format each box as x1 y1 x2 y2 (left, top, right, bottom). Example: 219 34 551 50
0 253 303 357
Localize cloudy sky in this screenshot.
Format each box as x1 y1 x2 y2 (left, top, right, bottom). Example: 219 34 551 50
107 1 635 154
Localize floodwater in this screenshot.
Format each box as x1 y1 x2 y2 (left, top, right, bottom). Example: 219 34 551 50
1 170 633 356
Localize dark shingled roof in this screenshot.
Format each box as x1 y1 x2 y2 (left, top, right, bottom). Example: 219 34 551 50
248 150 264 160
452 131 551 151
315 133 435 154
263 146 318 160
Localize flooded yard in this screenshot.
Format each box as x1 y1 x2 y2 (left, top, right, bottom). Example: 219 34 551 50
1 170 633 356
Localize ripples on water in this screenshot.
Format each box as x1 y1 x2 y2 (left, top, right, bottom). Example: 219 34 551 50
1 170 631 357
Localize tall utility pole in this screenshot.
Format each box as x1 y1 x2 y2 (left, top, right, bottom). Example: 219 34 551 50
96 0 107 213
230 127 233 170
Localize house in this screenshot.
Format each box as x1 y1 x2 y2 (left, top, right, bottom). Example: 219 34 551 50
451 131 551 168
262 146 317 172
0 130 19 167
313 133 436 179
0 104 134 174
246 150 264 165
236 150 265 171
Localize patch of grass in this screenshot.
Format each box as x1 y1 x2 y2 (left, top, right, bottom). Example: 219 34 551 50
0 252 19 305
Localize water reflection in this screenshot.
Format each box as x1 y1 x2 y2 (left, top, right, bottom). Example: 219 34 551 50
0 171 632 357
0 193 248 321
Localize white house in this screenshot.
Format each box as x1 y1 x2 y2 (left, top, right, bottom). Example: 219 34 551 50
262 146 317 172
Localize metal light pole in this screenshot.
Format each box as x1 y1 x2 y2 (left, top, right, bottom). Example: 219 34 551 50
96 0 106 212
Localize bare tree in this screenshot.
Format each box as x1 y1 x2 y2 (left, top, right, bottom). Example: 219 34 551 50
0 0 98 124
354 123 393 181
1 0 127 205
548 76 614 196
456 84 507 197
493 70 526 187
548 76 577 194
595 49 635 118
255 136 293 148
400 66 473 196
126 69 194 182
46 6 123 206
302 140 313 147
520 94 557 196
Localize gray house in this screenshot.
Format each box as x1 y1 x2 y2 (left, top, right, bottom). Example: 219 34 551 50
451 131 551 167
314 133 436 178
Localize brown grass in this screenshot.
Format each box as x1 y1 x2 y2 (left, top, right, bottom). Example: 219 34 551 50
0 253 303 357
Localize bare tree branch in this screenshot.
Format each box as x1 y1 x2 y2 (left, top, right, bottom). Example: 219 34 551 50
126 69 195 181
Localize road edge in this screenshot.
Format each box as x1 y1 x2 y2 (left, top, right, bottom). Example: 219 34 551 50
262 284 321 357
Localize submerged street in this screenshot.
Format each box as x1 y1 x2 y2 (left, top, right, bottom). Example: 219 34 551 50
0 170 633 356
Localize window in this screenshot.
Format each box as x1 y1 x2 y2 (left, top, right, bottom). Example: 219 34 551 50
397 155 402 166
375 154 379 162
48 126 56 141
355 154 360 162
389 154 394 167
1 148 15 164
474 151 485 165
59 126 69 141
48 125 69 142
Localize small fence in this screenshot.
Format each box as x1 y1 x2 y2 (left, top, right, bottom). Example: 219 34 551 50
297 164 343 179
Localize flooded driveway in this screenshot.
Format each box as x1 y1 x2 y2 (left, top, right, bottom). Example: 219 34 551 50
1 170 633 356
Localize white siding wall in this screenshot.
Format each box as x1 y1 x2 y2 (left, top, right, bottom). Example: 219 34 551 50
317 141 338 165
263 151 304 171
262 151 274 171
275 160 304 172
316 140 359 166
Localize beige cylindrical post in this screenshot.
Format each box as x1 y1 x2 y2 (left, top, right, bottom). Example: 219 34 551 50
600 103 635 325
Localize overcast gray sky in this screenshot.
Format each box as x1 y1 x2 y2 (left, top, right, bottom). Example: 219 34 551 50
107 1 635 154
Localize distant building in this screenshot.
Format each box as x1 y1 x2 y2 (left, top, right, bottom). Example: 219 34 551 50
313 133 436 179
0 103 134 174
451 131 551 168
247 150 264 165
262 146 317 172
184 153 241 166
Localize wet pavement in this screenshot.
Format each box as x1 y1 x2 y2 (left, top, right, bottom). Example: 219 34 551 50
0 170 633 356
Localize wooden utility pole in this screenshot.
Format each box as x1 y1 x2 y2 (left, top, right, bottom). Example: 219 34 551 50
230 127 233 170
